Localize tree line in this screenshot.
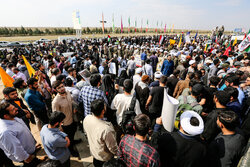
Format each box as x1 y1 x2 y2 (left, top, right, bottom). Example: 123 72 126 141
0 26 167 36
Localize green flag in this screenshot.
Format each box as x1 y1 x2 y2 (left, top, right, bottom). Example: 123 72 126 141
245 46 250 53
128 16 130 26
112 14 115 33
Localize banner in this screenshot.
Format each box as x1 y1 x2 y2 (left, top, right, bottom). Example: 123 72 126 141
156 57 164 71
161 89 179 132
72 11 81 30
238 34 250 52
134 54 142 67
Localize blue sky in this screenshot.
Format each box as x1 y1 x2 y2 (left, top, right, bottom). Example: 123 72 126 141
0 0 249 31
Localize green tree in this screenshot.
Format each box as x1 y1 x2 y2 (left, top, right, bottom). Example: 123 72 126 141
27 28 33 35
20 26 27 35
45 28 51 34
86 27 91 34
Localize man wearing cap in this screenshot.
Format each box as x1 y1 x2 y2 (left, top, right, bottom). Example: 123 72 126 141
149 71 162 88
132 68 142 93
187 60 196 73
217 63 229 78
135 75 150 115
151 111 206 167
161 54 174 77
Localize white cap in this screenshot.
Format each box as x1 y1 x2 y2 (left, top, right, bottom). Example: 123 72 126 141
154 71 162 79
180 110 204 136
189 60 196 65
135 68 142 74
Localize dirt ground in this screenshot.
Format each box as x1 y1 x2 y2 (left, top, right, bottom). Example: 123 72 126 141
0 78 94 167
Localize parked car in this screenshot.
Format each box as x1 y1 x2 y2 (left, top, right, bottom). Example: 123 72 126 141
33 38 51 45
7 42 26 47
0 41 9 47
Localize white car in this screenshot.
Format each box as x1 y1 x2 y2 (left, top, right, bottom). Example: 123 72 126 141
33 38 51 45
0 41 9 47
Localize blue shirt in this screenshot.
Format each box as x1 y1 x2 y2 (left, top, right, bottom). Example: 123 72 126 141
237 87 245 105
78 86 108 116
161 60 174 76
40 125 70 163
0 117 36 162
24 89 46 112
141 52 147 61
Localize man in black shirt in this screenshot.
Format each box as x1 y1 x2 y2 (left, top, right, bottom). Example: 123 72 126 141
151 110 206 167
202 76 220 114
201 91 230 143
167 69 180 96
146 76 168 122
208 110 246 167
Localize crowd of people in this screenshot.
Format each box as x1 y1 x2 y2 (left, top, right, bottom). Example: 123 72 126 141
0 33 249 167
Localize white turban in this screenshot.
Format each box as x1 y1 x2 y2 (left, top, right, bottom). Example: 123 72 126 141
180 110 204 136
154 72 162 79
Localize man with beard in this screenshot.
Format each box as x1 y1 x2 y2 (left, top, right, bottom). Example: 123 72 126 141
40 111 71 167
0 101 42 166
24 78 49 130
52 81 79 157
3 87 34 129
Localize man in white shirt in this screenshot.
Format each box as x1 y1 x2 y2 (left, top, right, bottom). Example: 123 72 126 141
127 56 136 77
142 59 153 78
6 63 15 77
12 67 27 82
132 68 142 94
111 79 141 125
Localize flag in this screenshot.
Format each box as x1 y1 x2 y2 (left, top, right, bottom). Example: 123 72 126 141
0 66 14 87
128 16 130 32
185 31 191 43
238 33 250 52
204 43 210 52
170 39 176 45
141 19 143 33
161 21 163 33
164 24 166 33
171 24 174 33
224 46 231 56
233 37 237 46
215 36 218 43
193 32 198 44
102 12 105 34
108 35 111 42
22 55 36 78
112 14 115 33
168 24 171 33
155 21 158 32
135 19 137 32
146 19 149 32
121 16 123 33
243 33 247 40
178 34 182 47
159 35 164 45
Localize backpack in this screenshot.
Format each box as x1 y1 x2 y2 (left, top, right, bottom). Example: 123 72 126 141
174 96 199 129
121 95 137 135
